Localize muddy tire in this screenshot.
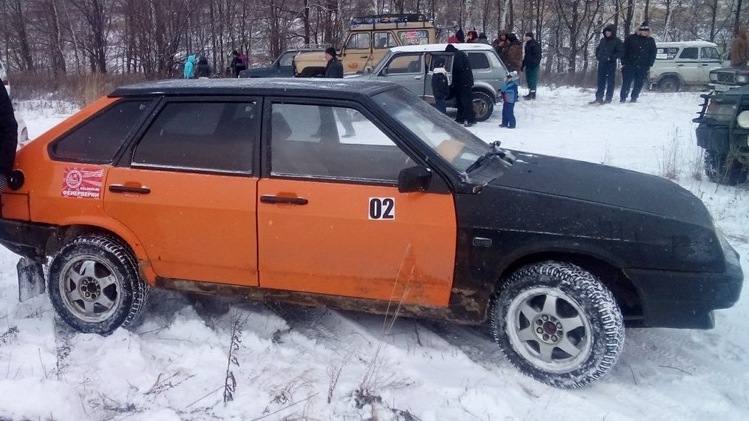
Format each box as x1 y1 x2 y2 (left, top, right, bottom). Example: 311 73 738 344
492 261 624 388
48 234 149 335
658 76 680 92
472 91 494 122
704 150 747 186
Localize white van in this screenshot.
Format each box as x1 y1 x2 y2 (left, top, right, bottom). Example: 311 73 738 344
649 41 722 91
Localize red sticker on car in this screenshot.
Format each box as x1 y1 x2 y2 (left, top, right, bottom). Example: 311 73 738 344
62 167 104 198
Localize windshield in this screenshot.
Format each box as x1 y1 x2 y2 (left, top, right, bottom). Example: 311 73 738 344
371 88 489 172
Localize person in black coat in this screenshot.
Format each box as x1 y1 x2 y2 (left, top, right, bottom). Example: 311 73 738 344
431 57 450 114
324 47 354 136
521 32 542 99
619 21 657 103
324 46 344 78
0 80 17 194
196 55 211 78
445 44 475 126
591 24 624 104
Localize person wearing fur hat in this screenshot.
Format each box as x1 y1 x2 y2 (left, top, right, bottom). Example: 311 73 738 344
619 21 656 103
499 71 519 128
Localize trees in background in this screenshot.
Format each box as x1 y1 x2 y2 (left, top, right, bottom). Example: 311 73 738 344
0 0 745 80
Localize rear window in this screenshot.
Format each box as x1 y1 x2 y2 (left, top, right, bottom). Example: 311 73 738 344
49 100 151 163
656 47 679 60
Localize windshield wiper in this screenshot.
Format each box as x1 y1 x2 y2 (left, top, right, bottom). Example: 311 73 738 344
465 141 515 173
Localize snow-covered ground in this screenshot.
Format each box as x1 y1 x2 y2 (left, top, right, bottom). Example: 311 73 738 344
1 87 747 420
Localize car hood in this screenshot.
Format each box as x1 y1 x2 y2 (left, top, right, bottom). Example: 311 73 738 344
488 151 712 226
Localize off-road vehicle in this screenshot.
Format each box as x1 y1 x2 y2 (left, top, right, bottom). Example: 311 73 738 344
649 41 722 91
239 48 324 78
349 43 506 121
293 14 436 77
0 79 742 389
694 85 749 184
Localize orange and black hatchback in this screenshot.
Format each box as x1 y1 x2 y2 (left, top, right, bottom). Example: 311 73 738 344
0 79 742 388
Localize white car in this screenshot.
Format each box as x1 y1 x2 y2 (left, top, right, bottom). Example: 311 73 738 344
16 114 29 148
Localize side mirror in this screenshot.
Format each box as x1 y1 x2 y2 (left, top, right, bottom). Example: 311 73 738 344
381 68 388 76
398 166 432 193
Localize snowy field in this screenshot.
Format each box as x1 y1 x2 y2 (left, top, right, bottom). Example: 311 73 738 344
1 86 748 420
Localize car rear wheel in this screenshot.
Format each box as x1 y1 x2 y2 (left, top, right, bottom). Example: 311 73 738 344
658 76 680 92
492 261 624 388
704 150 748 185
472 91 494 122
48 234 149 335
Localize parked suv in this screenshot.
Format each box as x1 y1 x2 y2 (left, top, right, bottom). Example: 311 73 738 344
0 79 742 389
649 41 722 91
239 48 324 78
294 13 436 77
694 85 749 185
350 43 506 121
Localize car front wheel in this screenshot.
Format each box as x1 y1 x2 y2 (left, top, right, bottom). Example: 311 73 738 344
658 76 680 92
48 234 149 335
472 91 494 122
492 261 624 388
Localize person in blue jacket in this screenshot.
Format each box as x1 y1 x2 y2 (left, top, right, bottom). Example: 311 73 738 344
499 71 519 128
183 54 196 79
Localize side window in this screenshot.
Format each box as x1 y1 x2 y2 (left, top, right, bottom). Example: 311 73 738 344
50 100 151 163
374 32 397 49
279 52 295 67
701 47 720 60
132 101 256 173
346 33 371 49
467 52 490 70
270 103 410 182
398 30 429 45
384 54 423 74
679 47 698 59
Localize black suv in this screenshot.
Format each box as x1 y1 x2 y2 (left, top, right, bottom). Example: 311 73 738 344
694 85 749 185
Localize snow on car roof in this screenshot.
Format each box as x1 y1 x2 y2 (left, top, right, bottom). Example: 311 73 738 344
389 43 496 53
110 78 400 98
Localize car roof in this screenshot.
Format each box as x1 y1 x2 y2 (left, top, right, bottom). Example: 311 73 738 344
388 43 495 53
656 41 718 48
110 78 399 98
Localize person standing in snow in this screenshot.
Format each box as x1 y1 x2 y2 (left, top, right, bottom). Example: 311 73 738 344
183 54 196 79
196 55 211 78
324 47 355 136
504 33 524 73
0 81 17 194
431 57 450 115
446 44 476 127
230 50 246 77
730 26 749 67
521 32 542 100
619 21 657 103
499 71 519 128
591 24 623 104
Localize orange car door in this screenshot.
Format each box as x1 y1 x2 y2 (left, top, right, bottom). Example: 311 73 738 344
257 102 457 307
103 100 260 286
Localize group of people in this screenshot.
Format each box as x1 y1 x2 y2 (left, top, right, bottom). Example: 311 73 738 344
493 32 542 100
592 21 657 104
182 50 248 79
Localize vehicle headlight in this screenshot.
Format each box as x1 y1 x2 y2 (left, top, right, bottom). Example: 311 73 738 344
737 110 749 128
737 74 749 83
710 73 719 82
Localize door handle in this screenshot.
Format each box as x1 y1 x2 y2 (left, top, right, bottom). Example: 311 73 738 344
260 195 308 205
414 76 423 80
108 184 150 194
360 56 368 58
677 64 684 67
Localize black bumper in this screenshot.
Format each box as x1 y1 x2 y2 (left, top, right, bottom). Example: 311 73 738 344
696 125 730 152
625 234 743 329
0 218 57 262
